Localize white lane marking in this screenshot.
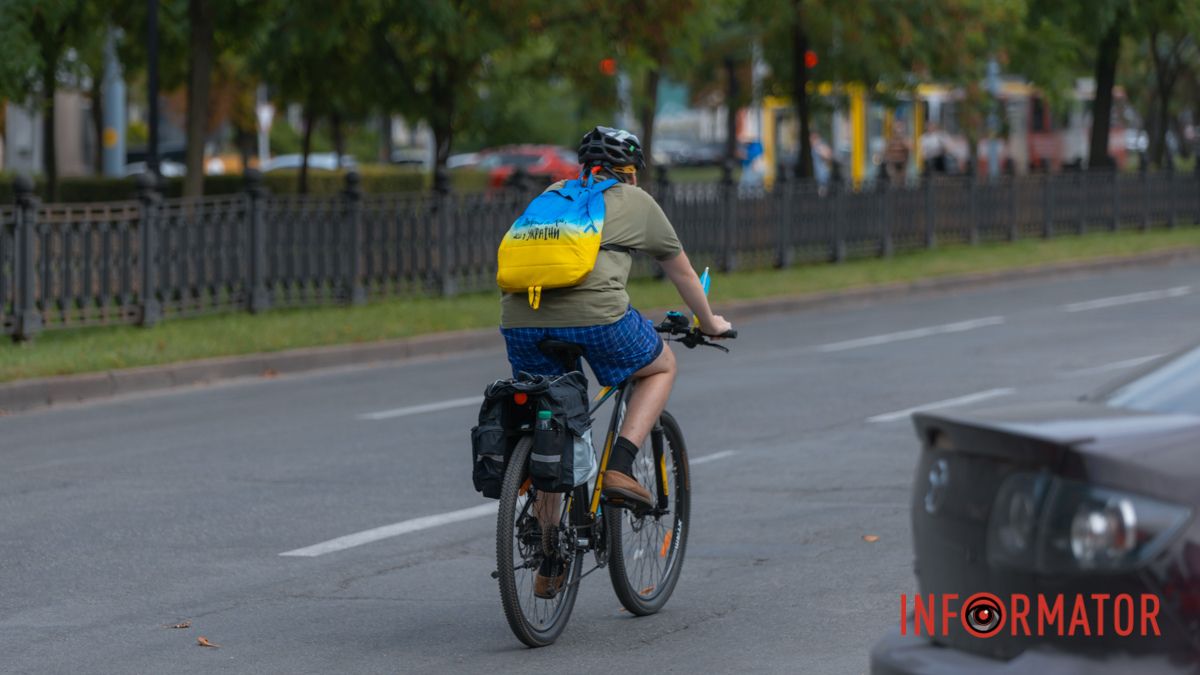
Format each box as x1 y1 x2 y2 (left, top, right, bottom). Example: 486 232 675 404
1062 286 1191 313
1063 354 1163 378
280 448 738 557
357 395 483 420
690 450 738 466
280 503 498 557
815 316 1005 353
867 388 1015 423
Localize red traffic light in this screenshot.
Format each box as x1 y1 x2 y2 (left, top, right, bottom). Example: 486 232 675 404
804 50 818 69
600 58 617 76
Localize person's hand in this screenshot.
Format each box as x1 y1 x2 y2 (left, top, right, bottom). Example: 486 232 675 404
700 314 733 337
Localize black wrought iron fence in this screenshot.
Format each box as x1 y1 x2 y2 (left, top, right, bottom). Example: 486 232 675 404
2 168 1198 340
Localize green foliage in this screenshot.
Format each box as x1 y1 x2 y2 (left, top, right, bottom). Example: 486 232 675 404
0 1 40 100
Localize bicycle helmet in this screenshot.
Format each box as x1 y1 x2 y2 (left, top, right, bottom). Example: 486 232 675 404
577 126 645 169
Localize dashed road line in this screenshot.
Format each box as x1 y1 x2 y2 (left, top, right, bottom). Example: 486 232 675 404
867 388 1015 423
358 396 484 420
1062 286 1191 313
814 316 1005 353
280 449 738 557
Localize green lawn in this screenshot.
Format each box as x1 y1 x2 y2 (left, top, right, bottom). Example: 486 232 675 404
2 227 1197 384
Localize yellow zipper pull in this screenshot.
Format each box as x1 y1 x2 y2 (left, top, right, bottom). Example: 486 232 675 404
528 286 542 309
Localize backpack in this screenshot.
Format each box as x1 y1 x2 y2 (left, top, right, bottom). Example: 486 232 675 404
496 173 620 309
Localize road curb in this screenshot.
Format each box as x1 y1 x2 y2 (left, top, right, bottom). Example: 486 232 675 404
2 246 1197 414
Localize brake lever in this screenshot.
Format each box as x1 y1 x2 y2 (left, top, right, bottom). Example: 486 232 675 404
703 341 730 353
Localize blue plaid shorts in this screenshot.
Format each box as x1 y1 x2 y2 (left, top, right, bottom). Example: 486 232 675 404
501 307 664 386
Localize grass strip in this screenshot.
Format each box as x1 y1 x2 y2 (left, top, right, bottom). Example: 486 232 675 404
2 227 1197 383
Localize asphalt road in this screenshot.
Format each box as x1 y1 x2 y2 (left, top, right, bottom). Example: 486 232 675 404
3 260 1199 674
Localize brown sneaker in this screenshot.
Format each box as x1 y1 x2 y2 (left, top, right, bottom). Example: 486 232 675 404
601 470 654 510
534 558 565 599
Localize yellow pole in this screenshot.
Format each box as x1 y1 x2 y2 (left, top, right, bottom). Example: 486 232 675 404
849 84 866 190
763 97 779 189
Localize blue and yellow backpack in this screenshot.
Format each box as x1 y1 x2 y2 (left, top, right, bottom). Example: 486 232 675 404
496 171 619 309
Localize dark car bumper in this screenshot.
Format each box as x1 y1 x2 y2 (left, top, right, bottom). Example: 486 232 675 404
870 628 1196 675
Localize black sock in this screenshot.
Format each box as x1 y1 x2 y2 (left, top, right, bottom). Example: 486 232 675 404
607 436 639 476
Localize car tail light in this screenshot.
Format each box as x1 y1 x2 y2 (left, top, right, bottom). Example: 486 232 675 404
987 472 1192 574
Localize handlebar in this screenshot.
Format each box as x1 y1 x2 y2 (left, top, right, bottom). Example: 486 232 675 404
655 312 737 352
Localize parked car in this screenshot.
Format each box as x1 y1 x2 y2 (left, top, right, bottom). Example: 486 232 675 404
447 152 481 170
121 160 186 178
261 153 356 173
476 145 579 189
390 147 428 167
871 344 1200 673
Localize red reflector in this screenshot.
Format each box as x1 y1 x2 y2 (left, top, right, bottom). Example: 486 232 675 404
513 393 528 405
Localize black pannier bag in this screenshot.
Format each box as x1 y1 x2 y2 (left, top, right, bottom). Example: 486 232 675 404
471 371 592 498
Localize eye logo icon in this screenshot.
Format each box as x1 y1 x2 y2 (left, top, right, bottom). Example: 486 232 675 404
962 593 1005 638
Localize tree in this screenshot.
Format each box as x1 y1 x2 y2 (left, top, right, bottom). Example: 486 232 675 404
184 0 215 196
372 0 536 184
1135 0 1199 166
0 0 94 199
580 0 725 172
257 0 373 192
752 0 1015 180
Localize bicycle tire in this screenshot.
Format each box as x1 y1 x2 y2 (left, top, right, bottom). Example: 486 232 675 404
496 436 585 647
605 410 691 616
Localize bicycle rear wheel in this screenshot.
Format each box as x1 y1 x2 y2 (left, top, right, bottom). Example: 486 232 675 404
496 436 585 647
606 410 691 615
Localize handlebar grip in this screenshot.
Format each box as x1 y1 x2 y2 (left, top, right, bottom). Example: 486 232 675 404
720 329 738 339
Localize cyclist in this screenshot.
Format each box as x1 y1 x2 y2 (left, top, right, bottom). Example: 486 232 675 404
500 126 732 519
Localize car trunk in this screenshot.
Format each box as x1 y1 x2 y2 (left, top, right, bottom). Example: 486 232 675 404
907 401 1192 660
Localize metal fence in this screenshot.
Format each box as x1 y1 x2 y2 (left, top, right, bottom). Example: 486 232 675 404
2 168 1199 340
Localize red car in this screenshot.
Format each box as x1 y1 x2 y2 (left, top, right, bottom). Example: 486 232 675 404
477 145 580 189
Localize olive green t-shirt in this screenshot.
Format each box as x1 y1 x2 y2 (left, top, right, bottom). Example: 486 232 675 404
500 181 682 328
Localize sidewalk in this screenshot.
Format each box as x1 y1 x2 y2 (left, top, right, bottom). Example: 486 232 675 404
2 246 1196 414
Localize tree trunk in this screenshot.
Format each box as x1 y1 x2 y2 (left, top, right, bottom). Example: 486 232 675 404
184 0 215 197
235 125 252 174
430 75 455 191
90 75 104 174
792 0 814 179
380 113 393 163
1147 29 1181 169
41 61 58 201
638 66 661 172
723 57 739 178
299 104 314 194
1088 22 1120 171
432 121 453 191
331 110 345 169
1154 86 1172 167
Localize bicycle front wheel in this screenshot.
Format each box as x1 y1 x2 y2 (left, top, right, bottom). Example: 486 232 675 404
606 410 691 616
496 436 584 647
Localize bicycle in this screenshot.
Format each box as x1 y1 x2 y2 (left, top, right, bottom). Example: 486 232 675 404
493 311 736 647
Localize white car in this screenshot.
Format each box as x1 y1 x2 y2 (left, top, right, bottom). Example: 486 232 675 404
261 153 357 172
121 161 186 178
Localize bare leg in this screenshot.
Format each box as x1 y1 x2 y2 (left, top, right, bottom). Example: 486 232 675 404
534 491 561 528
618 344 677 447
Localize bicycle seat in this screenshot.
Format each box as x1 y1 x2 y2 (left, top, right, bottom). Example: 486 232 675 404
537 339 585 371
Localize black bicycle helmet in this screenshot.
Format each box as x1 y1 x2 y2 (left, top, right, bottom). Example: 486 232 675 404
577 126 645 169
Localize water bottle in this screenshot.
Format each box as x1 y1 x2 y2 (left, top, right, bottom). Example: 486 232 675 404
535 409 553 432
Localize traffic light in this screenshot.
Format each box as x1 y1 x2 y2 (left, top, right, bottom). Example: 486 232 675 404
805 50 818 69
600 58 617 76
